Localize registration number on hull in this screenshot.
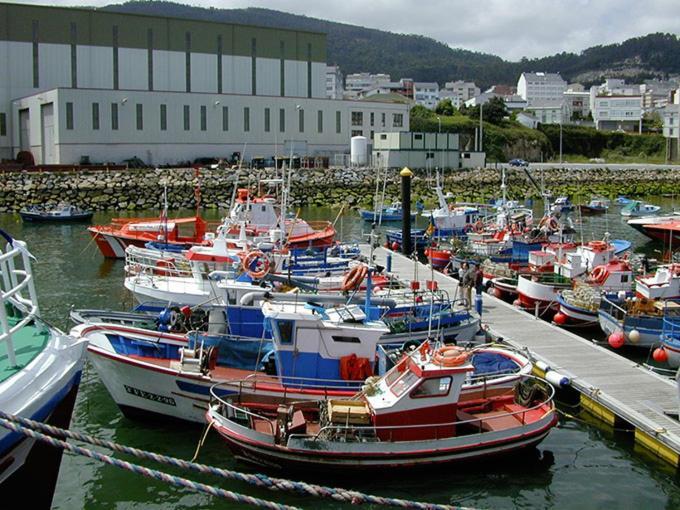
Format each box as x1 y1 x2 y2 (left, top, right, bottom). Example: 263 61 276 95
124 385 176 406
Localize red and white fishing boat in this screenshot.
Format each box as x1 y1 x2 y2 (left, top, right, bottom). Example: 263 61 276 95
89 215 211 258
627 214 680 243
206 342 557 470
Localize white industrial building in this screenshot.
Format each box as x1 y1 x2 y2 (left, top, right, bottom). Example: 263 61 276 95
372 132 485 169
0 3 408 165
517 72 567 107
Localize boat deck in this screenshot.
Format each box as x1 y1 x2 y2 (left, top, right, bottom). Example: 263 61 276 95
361 244 680 467
0 314 50 383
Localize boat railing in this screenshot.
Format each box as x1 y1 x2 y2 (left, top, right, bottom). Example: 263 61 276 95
212 395 276 436
599 295 628 320
0 240 40 367
661 302 680 346
297 376 555 442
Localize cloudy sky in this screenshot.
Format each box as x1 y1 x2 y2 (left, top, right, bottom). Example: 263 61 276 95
8 0 680 60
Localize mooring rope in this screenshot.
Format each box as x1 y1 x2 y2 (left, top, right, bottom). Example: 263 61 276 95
0 410 472 510
0 417 294 510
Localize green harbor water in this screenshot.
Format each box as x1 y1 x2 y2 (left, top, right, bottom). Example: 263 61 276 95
2 198 680 509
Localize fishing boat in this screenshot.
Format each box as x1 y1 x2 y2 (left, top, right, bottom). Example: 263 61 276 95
578 198 609 215
19 203 93 223
620 201 661 217
359 203 415 222
206 343 557 470
556 260 634 326
384 229 430 252
627 218 680 245
74 293 498 425
0 231 87 503
658 306 680 368
615 196 633 206
550 196 574 214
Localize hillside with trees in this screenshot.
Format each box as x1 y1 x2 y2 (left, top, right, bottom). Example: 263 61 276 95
104 1 680 88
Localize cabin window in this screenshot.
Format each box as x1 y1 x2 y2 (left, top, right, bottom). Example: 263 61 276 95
621 274 629 283
411 376 452 398
385 365 407 386
391 370 418 397
331 335 361 343
276 320 295 345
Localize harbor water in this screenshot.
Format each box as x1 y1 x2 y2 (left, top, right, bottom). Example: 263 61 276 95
1 197 679 509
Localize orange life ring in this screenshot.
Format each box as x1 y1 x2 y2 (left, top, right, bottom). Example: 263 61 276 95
588 240 608 251
432 346 468 367
589 265 608 284
341 264 367 292
243 250 270 279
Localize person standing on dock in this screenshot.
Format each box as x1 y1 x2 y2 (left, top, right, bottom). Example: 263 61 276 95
474 263 484 296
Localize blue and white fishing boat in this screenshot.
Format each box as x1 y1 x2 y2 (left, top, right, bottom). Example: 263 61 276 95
0 231 87 503
19 203 93 223
620 201 661 217
615 196 633 206
360 203 415 222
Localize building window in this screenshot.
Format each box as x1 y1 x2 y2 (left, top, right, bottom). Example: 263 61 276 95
200 105 207 131
66 102 74 130
160 104 167 131
251 38 257 96
222 106 229 131
393 113 403 127
298 108 304 133
70 22 77 88
351 129 363 137
370 112 374 126
264 108 271 132
183 105 190 131
217 35 223 94
32 20 39 88
279 108 285 132
336 111 341 133
0 113 6 137
112 25 119 90
370 130 374 140
307 43 312 99
111 103 118 130
351 111 363 127
279 41 285 97
91 103 99 130
136 104 143 130
147 28 154 91
185 31 191 93
381 112 386 127
244 107 250 132
317 110 323 133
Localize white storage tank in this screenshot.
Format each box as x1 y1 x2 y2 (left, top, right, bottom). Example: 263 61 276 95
350 136 368 166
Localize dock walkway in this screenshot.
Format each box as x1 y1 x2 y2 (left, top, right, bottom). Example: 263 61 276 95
361 244 680 466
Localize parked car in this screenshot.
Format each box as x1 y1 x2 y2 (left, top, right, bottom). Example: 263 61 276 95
508 158 528 167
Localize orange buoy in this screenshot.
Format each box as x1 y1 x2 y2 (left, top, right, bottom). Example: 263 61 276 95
652 347 668 363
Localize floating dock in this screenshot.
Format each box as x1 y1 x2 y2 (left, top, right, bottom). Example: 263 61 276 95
362 244 680 467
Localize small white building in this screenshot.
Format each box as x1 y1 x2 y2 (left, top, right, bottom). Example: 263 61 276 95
325 65 344 100
525 100 564 125
516 111 539 129
372 132 485 169
517 72 567 107
413 82 440 109
465 93 527 111
563 90 591 121
662 91 680 161
437 90 462 109
344 73 391 99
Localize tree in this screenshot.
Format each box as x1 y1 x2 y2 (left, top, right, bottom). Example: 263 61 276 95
435 98 455 116
460 96 508 125
409 104 435 121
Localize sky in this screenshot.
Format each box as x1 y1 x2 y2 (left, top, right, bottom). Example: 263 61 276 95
7 0 680 60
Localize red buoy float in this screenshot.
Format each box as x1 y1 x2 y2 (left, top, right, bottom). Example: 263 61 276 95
608 331 625 349
652 347 668 363
553 313 568 325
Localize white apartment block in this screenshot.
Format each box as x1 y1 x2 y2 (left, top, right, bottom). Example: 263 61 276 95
438 90 462 109
0 4 408 164
662 90 680 161
344 73 391 98
443 81 480 103
563 91 591 121
325 65 343 99
413 82 440 109
525 101 564 125
517 72 567 106
590 91 642 132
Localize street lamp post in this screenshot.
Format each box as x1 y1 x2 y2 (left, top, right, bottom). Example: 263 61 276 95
437 116 441 133
479 103 483 152
559 116 563 165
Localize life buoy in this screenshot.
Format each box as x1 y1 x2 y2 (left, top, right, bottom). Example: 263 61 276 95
588 240 608 251
589 265 608 284
432 345 468 367
243 250 270 279
341 264 367 292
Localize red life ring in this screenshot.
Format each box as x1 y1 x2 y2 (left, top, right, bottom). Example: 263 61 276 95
243 250 270 279
432 346 468 367
589 265 608 284
341 264 367 292
588 240 608 251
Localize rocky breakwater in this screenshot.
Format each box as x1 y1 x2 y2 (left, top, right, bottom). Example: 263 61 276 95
0 166 679 213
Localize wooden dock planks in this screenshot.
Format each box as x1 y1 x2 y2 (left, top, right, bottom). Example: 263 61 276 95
361 244 680 466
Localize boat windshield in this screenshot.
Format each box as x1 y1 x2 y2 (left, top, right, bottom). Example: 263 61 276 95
390 369 419 397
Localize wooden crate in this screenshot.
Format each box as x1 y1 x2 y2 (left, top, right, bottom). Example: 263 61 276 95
327 400 371 425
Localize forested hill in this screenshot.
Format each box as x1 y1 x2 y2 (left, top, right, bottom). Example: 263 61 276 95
103 1 680 88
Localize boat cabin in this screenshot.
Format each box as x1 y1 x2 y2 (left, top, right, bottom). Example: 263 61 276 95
556 240 615 279
636 265 680 300
263 302 389 385
122 216 208 243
